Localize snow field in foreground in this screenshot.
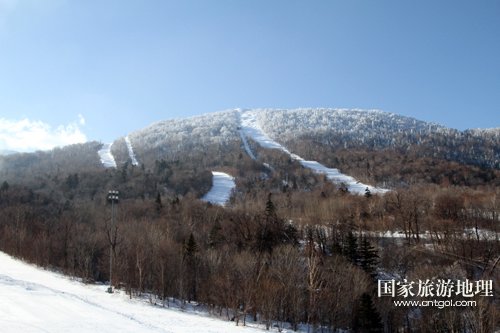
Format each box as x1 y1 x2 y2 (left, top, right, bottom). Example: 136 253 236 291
0 251 265 333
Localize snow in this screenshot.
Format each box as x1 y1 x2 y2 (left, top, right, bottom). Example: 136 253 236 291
202 171 236 206
252 108 447 141
0 251 266 333
125 136 139 166
238 127 257 160
129 110 239 156
239 110 388 195
98 143 117 168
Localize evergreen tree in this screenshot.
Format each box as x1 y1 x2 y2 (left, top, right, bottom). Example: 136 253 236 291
264 193 276 221
353 293 383 333
183 233 199 301
344 231 359 264
208 220 224 248
358 236 379 278
256 193 298 253
0 180 9 192
155 192 163 213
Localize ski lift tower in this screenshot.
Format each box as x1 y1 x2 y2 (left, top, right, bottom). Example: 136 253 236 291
107 190 119 293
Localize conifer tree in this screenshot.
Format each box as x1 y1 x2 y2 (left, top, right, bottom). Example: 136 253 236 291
183 233 199 301
344 231 359 264
358 236 379 278
353 293 383 333
1 180 9 192
155 192 163 213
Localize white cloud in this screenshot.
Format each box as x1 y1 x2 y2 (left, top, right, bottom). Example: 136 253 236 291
78 113 85 125
0 117 87 152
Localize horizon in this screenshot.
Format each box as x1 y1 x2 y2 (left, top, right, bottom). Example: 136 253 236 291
1 0 499 151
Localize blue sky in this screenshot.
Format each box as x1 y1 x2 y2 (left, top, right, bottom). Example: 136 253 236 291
0 0 499 151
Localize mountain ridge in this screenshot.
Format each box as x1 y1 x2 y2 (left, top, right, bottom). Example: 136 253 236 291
0 108 498 192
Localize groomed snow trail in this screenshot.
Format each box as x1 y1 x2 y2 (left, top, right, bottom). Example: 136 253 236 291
201 171 236 206
0 251 265 333
125 136 139 166
239 110 388 195
98 142 117 168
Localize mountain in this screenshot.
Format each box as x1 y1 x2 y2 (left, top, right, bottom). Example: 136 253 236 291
0 149 18 156
1 108 498 332
0 108 499 193
122 108 499 170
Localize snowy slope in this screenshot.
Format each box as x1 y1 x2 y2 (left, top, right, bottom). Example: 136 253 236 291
129 110 239 158
239 110 388 195
201 171 236 205
125 136 139 166
98 143 117 168
0 251 266 333
252 108 447 140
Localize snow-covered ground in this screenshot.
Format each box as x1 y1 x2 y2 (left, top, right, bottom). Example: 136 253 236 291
0 251 266 333
98 143 117 168
366 229 499 241
201 171 236 206
239 110 388 195
125 136 139 166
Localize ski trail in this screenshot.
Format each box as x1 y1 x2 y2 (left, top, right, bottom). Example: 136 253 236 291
239 130 257 160
202 171 235 206
239 110 388 195
125 136 139 166
236 110 257 160
98 142 117 168
0 251 266 333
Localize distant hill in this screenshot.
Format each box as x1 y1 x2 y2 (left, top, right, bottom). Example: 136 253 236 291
0 149 18 156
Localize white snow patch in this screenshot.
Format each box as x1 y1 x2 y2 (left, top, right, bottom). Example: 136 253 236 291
239 110 388 195
98 142 117 168
125 136 139 166
0 251 266 333
202 171 236 206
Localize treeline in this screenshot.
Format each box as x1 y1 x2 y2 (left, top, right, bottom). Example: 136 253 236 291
287 135 500 188
285 127 500 170
0 171 498 332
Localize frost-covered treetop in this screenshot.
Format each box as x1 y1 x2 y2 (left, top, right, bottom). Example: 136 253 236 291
245 108 447 140
128 109 239 155
122 107 488 162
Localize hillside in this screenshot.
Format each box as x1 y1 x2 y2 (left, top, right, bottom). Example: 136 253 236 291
1 108 498 193
0 251 266 333
0 108 498 332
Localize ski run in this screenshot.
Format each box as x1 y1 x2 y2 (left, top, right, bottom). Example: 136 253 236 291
0 251 268 333
239 110 388 195
98 143 117 168
202 171 236 206
125 136 140 166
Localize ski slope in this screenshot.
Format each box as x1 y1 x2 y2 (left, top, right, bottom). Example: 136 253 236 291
201 171 236 206
125 136 139 166
239 110 388 195
0 251 265 333
98 142 117 168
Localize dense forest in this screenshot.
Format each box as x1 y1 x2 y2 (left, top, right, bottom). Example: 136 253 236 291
0 114 499 332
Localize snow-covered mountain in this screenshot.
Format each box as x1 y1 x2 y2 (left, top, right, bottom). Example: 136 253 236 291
123 108 449 159
117 108 498 170
0 108 498 199
248 108 447 140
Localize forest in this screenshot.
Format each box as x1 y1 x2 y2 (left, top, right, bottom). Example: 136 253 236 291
0 134 498 333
